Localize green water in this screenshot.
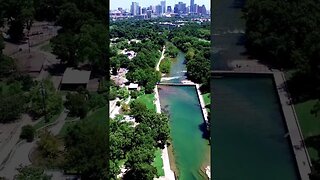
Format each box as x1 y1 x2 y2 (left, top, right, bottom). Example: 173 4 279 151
212 0 247 70
162 50 187 83
212 75 299 180
159 85 209 180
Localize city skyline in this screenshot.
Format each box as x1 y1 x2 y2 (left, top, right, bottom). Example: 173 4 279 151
110 0 210 10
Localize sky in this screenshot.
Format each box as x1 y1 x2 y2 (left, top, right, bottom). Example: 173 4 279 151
110 0 210 11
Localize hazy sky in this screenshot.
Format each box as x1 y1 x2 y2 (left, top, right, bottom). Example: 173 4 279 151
110 0 210 10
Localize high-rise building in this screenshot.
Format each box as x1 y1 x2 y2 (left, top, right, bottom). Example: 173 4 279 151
197 5 207 15
161 1 166 14
138 6 142 15
147 10 152 18
190 0 195 13
131 2 139 16
142 7 147 15
174 5 179 13
155 5 162 15
178 2 187 14
167 6 172 13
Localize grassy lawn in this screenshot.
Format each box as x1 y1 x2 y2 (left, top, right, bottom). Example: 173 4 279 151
58 107 107 137
136 94 156 112
84 106 107 125
58 121 78 137
40 42 52 52
202 93 210 112
152 148 164 177
295 99 320 161
33 108 63 130
285 70 320 161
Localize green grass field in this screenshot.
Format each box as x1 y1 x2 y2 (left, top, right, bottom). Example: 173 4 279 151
58 107 107 137
295 99 320 161
136 94 156 112
40 42 52 52
152 148 165 177
202 93 210 112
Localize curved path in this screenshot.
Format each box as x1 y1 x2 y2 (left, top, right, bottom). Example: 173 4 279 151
156 46 166 71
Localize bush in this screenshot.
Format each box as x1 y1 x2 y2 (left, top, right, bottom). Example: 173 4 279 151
20 125 35 142
109 87 117 100
130 90 139 99
88 93 106 109
116 101 121 106
159 58 171 74
64 92 88 118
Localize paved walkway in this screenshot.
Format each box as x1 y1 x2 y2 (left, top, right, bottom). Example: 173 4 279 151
0 110 68 179
156 46 166 71
0 114 35 170
274 72 311 180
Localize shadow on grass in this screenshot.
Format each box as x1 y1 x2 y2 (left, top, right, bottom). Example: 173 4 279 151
286 72 319 104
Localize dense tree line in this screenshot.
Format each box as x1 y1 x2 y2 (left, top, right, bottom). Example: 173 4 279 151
50 1 108 75
243 0 320 102
110 20 166 94
169 23 210 84
243 0 320 178
109 103 170 179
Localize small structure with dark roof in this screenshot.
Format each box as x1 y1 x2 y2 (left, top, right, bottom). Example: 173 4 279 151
60 68 91 90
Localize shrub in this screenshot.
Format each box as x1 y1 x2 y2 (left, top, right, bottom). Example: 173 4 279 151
116 101 121 106
20 125 35 142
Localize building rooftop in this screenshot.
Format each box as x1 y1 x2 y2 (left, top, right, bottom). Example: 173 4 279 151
61 68 91 84
128 83 139 89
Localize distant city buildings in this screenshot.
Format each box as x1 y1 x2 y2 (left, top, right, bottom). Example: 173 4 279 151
190 0 195 13
130 2 139 16
161 1 166 14
110 0 210 21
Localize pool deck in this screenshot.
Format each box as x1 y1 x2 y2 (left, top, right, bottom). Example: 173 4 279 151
154 85 176 180
212 70 312 180
158 82 209 126
274 72 312 180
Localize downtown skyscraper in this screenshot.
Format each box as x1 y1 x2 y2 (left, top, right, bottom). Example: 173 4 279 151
190 0 195 13
161 1 166 14
131 2 139 16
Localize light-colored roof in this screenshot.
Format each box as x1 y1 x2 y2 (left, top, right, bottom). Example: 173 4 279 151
128 83 138 89
61 68 91 84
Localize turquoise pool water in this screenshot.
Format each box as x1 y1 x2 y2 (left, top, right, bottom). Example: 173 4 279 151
159 85 209 180
212 75 299 180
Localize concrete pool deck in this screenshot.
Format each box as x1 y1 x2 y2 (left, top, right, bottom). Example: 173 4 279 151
154 85 176 180
157 83 211 179
212 70 312 180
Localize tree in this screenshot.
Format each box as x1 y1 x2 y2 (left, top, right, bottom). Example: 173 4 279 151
159 58 171 74
130 100 147 117
0 56 16 77
64 92 88 118
117 87 129 99
20 125 35 142
15 165 51 180
123 163 157 180
29 79 62 119
37 130 60 160
51 32 79 66
0 83 25 123
64 120 108 179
